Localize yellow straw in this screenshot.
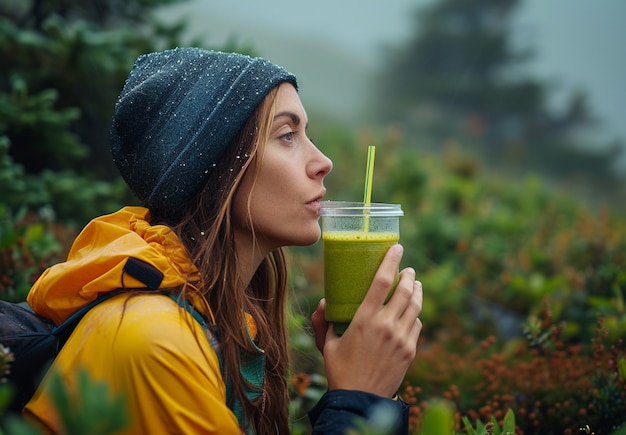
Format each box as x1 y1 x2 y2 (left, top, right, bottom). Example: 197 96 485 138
363 145 376 205
363 145 376 231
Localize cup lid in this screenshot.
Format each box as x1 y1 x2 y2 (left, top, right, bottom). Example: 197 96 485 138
320 201 404 217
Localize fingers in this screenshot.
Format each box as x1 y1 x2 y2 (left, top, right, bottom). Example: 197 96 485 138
311 298 331 354
384 266 417 314
361 244 404 308
377 271 422 362
398 280 423 333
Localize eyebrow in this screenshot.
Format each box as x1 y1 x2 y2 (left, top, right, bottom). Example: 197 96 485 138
273 111 308 128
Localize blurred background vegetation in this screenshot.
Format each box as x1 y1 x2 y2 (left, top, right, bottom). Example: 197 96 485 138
1 0 624 433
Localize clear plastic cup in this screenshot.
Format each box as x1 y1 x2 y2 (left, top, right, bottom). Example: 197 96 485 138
320 201 403 334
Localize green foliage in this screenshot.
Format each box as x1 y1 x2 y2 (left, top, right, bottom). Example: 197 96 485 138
419 147 625 344
45 369 128 434
0 368 128 434
0 165 122 298
0 415 41 435
420 399 456 434
0 0 199 178
336 398 514 435
462 408 515 435
0 344 14 411
287 309 327 435
398 302 625 434
0 131 131 228
0 204 61 301
0 75 84 172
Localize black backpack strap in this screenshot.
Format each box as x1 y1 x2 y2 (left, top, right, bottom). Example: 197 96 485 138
51 257 165 347
123 257 164 290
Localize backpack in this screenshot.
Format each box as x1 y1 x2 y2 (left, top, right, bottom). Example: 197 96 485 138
0 294 116 413
0 257 162 413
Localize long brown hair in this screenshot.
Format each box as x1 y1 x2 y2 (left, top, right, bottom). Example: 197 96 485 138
160 87 291 433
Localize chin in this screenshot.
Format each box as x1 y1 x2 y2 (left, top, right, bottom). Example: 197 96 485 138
291 229 321 247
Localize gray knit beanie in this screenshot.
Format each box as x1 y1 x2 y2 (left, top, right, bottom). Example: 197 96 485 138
111 47 297 222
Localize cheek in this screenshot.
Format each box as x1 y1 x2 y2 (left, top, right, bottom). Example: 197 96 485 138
247 182 288 224
251 160 290 206
235 152 302 234
233 176 281 231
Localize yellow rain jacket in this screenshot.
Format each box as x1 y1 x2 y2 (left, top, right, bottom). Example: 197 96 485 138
23 207 244 434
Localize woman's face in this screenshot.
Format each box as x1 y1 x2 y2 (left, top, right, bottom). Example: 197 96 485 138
233 83 333 254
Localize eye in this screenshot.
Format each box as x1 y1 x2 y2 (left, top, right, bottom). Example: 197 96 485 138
280 131 296 142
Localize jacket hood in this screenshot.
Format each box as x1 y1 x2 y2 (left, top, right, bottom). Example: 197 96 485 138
27 206 200 324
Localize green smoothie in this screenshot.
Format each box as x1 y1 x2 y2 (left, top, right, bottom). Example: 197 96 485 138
323 230 399 334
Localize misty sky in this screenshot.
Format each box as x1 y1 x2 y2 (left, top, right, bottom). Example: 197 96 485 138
165 0 626 155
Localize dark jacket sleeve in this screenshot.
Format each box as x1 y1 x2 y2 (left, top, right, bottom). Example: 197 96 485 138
308 389 410 434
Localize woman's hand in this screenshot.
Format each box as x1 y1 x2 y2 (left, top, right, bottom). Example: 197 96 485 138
311 244 423 398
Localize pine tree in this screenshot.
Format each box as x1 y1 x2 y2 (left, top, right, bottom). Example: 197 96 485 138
0 0 196 179
0 0 209 224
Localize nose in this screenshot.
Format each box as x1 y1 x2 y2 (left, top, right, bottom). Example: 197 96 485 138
308 141 333 179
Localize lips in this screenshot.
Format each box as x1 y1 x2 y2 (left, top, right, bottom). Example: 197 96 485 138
307 200 322 215
306 191 325 215
308 189 326 204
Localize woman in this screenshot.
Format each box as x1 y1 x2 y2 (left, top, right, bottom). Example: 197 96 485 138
23 48 423 434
